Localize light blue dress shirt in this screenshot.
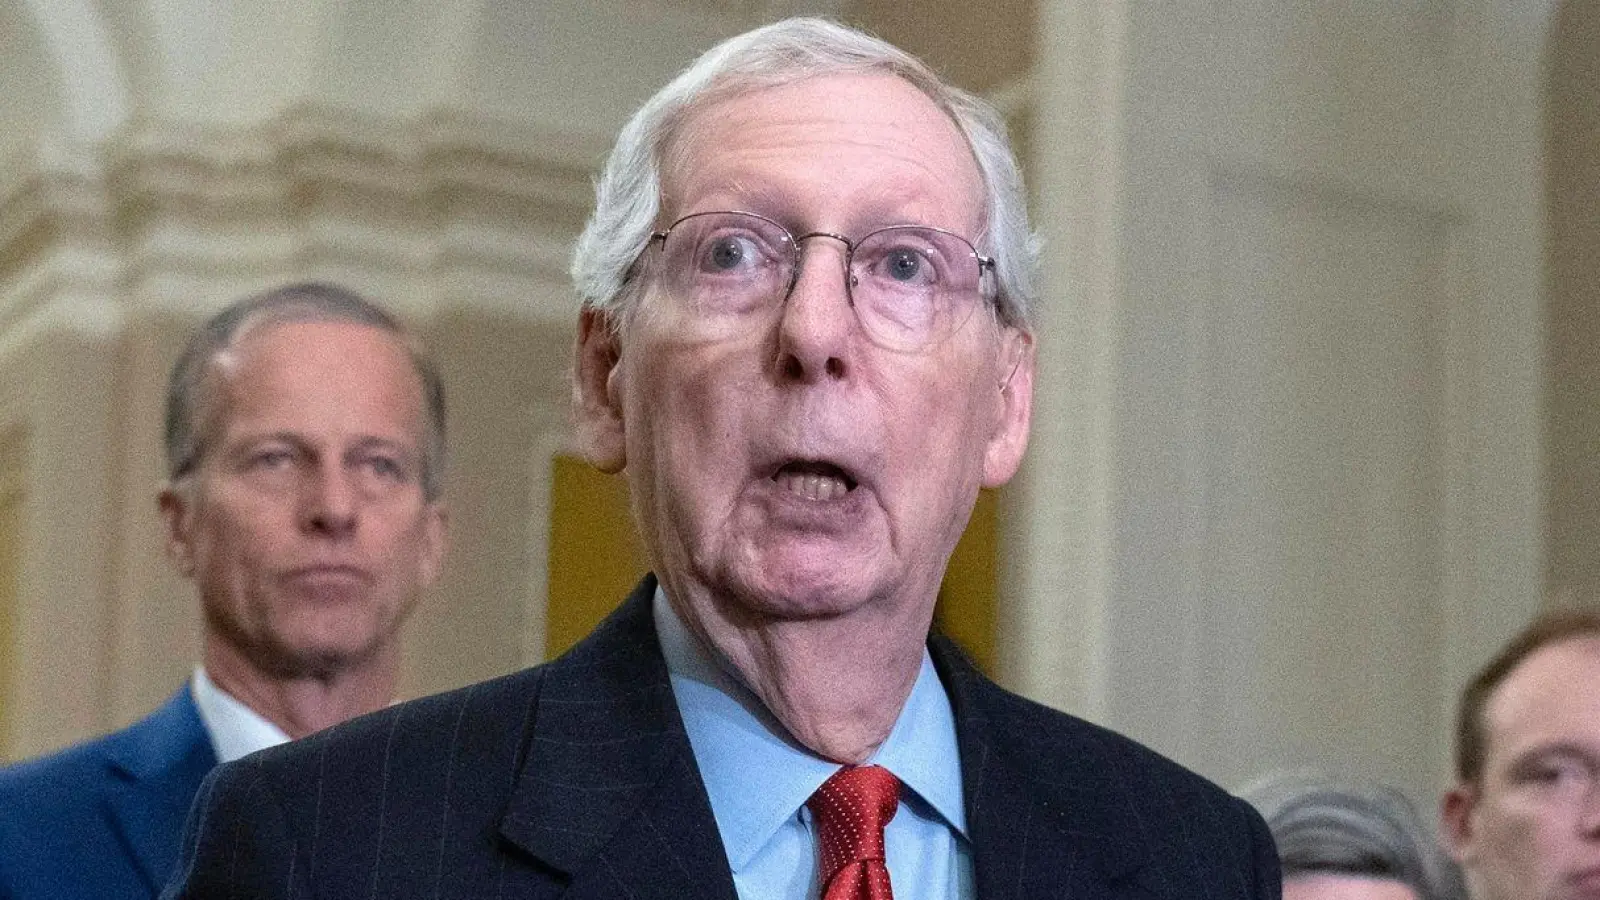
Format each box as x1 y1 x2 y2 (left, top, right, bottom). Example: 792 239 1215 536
653 588 975 899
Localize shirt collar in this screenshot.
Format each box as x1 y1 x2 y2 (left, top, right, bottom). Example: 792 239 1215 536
653 586 967 871
190 666 292 764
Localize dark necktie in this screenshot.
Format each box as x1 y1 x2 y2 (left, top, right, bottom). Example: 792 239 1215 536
807 764 902 900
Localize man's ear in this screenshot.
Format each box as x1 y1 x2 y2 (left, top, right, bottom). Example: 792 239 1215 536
982 328 1035 488
158 485 198 578
1440 784 1478 864
574 306 626 474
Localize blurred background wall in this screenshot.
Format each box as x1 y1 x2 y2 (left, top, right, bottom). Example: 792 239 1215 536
0 0 1592 813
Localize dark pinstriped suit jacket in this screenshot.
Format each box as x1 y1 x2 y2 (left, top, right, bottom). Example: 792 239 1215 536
162 576 1280 899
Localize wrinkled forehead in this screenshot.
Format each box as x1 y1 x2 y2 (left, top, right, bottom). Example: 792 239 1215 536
658 72 985 225
198 320 425 437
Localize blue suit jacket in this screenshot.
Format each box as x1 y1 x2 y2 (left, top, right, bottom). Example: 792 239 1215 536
166 577 1279 898
0 687 216 900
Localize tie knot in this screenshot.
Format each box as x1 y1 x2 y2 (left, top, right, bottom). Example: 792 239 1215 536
808 765 901 882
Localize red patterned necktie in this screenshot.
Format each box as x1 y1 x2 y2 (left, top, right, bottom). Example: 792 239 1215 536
807 765 902 900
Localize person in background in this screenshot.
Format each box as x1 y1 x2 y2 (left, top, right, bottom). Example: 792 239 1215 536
163 19 1278 899
1440 607 1600 900
0 282 449 899
1242 770 1463 900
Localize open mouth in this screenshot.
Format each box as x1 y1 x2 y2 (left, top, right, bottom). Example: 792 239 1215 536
771 460 858 501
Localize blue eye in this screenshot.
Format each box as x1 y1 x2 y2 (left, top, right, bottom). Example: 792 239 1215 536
1515 755 1596 791
701 234 766 274
708 238 747 271
250 448 295 469
363 455 406 481
858 233 946 289
885 249 924 282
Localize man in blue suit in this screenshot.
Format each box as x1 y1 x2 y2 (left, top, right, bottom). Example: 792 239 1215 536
0 283 448 898
167 19 1279 899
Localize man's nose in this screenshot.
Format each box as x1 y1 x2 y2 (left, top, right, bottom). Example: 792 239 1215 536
776 235 855 382
301 464 359 537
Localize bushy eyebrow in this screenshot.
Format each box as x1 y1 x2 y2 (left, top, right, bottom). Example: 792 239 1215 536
345 435 417 456
222 431 306 456
223 432 419 461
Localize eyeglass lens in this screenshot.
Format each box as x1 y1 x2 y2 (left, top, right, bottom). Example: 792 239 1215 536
655 211 987 350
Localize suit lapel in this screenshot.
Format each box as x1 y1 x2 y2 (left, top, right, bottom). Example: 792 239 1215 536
102 687 218 893
497 576 737 900
935 637 1150 899
495 585 1160 898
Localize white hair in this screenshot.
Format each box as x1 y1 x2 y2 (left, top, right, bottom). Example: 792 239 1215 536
1239 770 1466 900
570 17 1039 331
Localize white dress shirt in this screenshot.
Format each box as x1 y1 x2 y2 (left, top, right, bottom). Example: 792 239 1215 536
190 667 291 764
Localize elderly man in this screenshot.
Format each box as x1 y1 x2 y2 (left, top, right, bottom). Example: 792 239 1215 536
0 283 448 899
1441 608 1600 900
162 19 1277 899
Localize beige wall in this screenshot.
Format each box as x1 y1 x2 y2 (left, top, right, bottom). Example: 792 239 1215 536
402 307 575 701
1546 0 1600 602
1011 0 1552 809
0 323 127 759
0 431 25 749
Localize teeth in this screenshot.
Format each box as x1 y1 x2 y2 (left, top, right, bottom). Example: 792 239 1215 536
776 471 849 500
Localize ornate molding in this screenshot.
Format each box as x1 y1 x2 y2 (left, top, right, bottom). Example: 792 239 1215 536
1 103 605 329
0 134 121 350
